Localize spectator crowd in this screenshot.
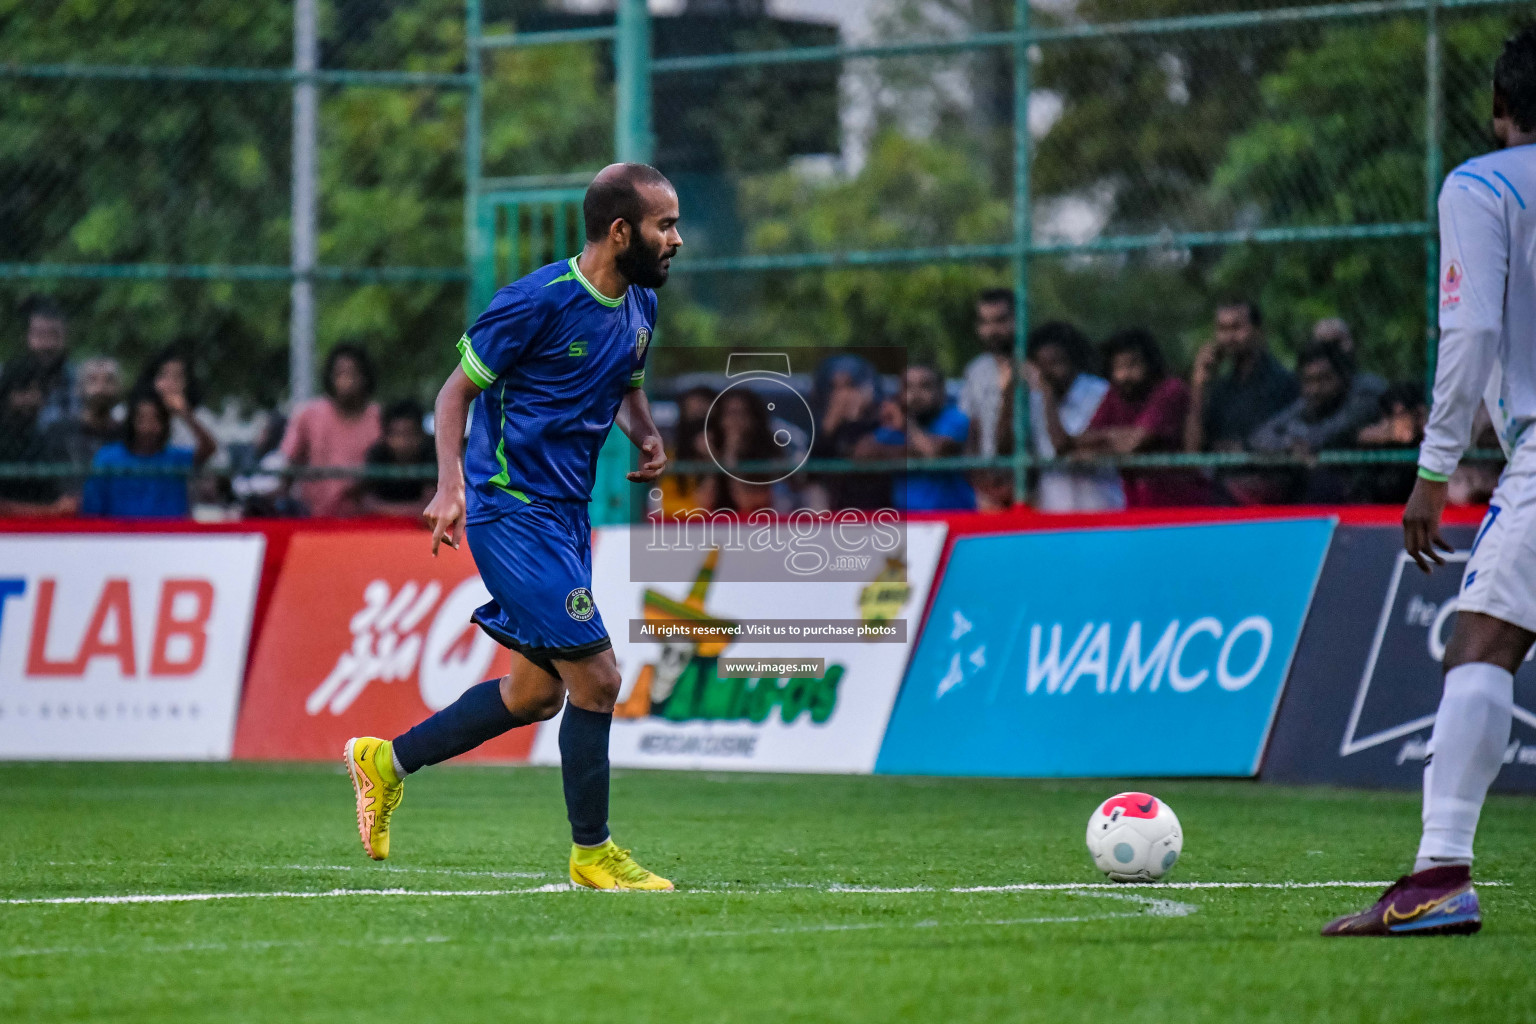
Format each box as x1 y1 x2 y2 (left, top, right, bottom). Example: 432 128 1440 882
0 296 436 520
657 288 1490 516
1 289 1488 521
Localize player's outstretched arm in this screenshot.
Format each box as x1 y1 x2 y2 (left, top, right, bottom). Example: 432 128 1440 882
616 387 667 482
423 366 481 555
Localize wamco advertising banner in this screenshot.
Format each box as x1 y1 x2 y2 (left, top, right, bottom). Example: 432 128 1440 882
530 522 947 773
1263 524 1536 792
0 534 264 759
234 531 531 762
877 519 1335 777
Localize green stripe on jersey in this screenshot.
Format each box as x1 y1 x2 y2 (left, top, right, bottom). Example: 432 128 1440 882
457 334 496 389
566 257 624 308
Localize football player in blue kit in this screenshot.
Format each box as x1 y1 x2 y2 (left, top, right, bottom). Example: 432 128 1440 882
345 163 678 891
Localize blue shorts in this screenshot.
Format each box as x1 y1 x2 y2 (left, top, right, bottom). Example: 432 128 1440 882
467 499 611 668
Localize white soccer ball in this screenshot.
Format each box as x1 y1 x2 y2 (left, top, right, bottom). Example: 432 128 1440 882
1085 792 1183 882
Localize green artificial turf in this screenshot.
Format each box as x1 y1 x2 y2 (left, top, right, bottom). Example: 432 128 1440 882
2 763 1534 1023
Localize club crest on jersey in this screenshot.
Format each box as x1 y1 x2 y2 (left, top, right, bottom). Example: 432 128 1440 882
635 327 651 359
566 588 596 622
1442 260 1463 310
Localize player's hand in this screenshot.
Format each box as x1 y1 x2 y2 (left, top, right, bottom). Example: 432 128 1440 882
1403 476 1452 574
423 483 465 556
628 436 667 482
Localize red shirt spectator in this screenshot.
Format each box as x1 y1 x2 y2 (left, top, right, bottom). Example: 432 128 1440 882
1080 330 1210 508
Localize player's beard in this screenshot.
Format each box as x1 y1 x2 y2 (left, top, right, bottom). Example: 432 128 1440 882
616 228 670 289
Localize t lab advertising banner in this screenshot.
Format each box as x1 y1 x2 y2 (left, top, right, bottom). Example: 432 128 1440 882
1263 525 1536 792
877 519 1335 777
530 522 947 773
0 534 264 760
233 531 530 762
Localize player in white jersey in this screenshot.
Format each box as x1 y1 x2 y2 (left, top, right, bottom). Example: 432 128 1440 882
1324 25 1536 937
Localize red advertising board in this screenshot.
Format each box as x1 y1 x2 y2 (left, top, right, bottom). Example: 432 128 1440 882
233 530 534 761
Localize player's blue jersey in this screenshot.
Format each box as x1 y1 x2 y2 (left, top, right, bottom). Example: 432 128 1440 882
457 257 654 522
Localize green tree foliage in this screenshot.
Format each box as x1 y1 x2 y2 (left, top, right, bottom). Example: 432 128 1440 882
0 0 610 403
660 132 1010 374
1209 14 1518 380
702 0 1521 385
3 0 1525 400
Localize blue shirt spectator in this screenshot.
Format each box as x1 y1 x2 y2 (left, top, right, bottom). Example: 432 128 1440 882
80 388 214 518
82 444 195 518
865 366 975 512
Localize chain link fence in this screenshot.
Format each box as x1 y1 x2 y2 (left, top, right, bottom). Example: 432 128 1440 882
0 0 1528 514
649 0 1527 504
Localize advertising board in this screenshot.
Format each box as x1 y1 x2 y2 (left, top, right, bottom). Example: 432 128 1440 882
233 531 532 762
877 519 1335 777
1263 524 1536 791
0 534 264 759
529 522 947 773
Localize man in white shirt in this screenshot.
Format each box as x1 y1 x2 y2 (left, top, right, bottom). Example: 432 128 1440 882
1324 26 1536 938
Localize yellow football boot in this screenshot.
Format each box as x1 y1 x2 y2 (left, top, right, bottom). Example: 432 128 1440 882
569 840 674 891
344 737 403 861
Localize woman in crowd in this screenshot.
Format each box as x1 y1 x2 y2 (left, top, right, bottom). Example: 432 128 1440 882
705 386 781 514
280 343 381 517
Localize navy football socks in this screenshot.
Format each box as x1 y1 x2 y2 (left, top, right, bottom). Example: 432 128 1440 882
392 679 522 775
559 702 613 846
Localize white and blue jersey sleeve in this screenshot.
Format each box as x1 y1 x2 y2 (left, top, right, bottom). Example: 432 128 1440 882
1419 147 1536 479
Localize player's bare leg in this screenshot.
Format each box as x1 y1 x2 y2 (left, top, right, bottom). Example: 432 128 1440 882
499 653 569 725
1323 610 1533 935
345 651 563 861
558 647 673 891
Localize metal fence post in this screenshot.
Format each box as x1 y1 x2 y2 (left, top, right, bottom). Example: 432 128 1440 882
289 0 319 405
616 0 654 163
1423 0 1443 404
466 0 493 318
1011 0 1032 507
593 0 653 528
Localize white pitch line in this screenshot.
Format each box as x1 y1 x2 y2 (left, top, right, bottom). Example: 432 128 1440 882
0 884 573 907
275 864 547 880
0 893 1194 959
0 878 1465 908
41 861 546 881
830 880 1452 894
